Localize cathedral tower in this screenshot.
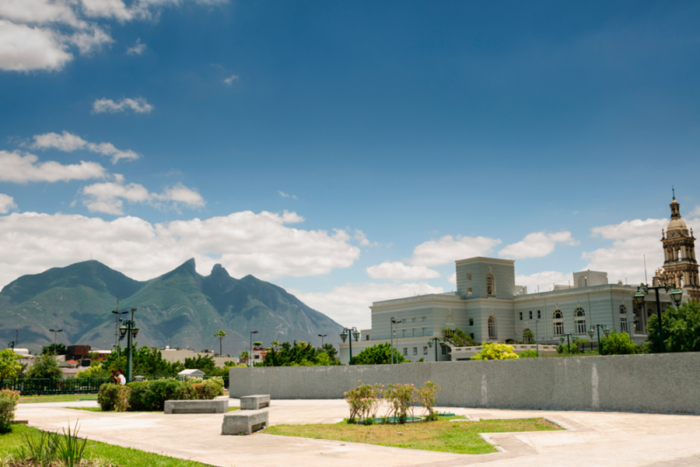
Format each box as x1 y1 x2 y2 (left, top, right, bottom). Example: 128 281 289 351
653 194 700 301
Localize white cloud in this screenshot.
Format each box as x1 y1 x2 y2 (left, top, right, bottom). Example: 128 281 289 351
353 229 378 247
278 191 296 199
289 282 445 330
448 272 456 285
93 97 153 114
0 194 17 214
0 151 107 183
689 205 700 217
32 131 139 164
126 38 145 55
0 209 360 289
65 26 112 54
0 0 84 27
499 231 578 259
514 271 569 292
411 235 501 266
82 180 205 215
366 261 440 281
223 74 238 85
0 20 72 71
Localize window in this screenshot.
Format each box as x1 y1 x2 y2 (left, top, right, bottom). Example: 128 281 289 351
467 273 472 280
529 310 533 320
403 348 407 356
488 316 496 339
537 310 541 319
412 317 416 323
423 346 428 355
442 345 447 355
402 329 406 338
412 328 416 337
467 288 473 296
402 319 406 323
578 276 586 287
422 327 426 336
575 307 586 334
470 333 475 340
469 318 474 326
422 316 426 322
486 274 496 296
553 310 564 335
620 304 628 332
413 347 418 356
619 304 627 315
519 312 523 321
366 335 370 341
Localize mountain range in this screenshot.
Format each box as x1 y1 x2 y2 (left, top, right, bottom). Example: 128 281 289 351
0 259 344 355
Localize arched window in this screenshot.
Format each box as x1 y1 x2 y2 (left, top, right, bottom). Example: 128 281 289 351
575 307 586 334
488 316 496 339
619 303 628 333
553 310 564 335
486 274 496 296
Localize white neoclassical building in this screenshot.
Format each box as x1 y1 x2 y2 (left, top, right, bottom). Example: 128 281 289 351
339 197 696 364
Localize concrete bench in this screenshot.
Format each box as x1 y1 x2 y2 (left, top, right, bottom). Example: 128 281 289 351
240 394 270 410
221 409 268 435
164 399 228 414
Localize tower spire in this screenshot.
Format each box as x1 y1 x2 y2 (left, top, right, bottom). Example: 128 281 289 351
672 186 675 200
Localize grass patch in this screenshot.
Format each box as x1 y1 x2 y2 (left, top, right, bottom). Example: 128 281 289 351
64 406 240 413
265 417 560 455
0 425 210 467
19 394 97 404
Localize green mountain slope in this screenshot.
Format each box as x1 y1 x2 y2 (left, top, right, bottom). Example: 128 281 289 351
0 260 343 355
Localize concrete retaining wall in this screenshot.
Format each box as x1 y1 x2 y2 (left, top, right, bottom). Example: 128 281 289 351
230 353 700 415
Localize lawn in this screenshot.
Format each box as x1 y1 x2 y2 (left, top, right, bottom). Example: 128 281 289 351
65 407 240 412
19 394 97 404
0 425 211 467
265 417 561 455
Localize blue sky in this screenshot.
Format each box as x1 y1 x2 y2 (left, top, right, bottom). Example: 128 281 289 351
1 0 699 328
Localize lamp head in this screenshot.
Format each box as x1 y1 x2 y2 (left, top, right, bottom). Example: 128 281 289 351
131 327 139 338
634 291 646 307
559 336 565 344
119 325 127 337
670 288 683 307
352 330 360 341
340 332 348 343
587 327 594 338
603 326 610 337
428 340 433 348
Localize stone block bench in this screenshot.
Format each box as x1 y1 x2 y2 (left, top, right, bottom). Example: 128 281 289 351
164 399 228 414
221 409 268 435
240 394 270 410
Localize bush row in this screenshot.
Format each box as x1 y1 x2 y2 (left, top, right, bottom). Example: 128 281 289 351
97 378 223 412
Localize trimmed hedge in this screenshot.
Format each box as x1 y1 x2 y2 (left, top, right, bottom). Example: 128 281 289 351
97 378 223 412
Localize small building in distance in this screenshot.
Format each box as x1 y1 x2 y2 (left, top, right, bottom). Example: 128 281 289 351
161 347 237 368
178 369 206 378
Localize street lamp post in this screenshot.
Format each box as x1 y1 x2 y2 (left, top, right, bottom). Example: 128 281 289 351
118 308 138 383
427 337 441 362
8 341 14 350
340 327 360 365
634 283 683 353
49 328 63 354
249 330 258 367
558 333 576 353
390 317 399 364
318 334 327 347
535 320 540 358
587 324 611 354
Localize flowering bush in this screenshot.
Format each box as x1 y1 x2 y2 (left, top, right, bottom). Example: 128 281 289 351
384 383 416 423
344 381 383 423
416 381 441 421
0 389 19 433
471 343 519 360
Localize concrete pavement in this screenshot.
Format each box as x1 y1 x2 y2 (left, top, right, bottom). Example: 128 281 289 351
15 399 700 467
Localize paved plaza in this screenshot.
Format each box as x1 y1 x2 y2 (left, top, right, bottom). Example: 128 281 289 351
17 398 700 467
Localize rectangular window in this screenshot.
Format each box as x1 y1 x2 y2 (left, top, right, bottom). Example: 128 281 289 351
422 327 426 336
366 335 370 341
577 321 587 334
402 329 406 338
537 310 541 319
402 319 406 324
467 273 472 280
554 322 564 335
403 348 407 356
412 317 416 323
467 288 473 296
470 333 475 340
412 328 416 337
442 345 447 355
620 318 628 333
529 311 533 320
422 316 426 322
469 318 474 326
413 347 417 356
519 312 523 321
423 346 428 355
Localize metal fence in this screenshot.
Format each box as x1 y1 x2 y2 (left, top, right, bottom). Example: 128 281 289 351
576 342 600 353
0 378 110 395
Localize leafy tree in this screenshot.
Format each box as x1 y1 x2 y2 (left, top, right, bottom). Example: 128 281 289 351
647 301 700 353
76 364 110 379
214 330 227 356
352 343 407 365
601 330 638 355
27 353 63 379
320 343 338 360
183 354 216 374
471 343 519 360
522 329 535 343
99 344 183 377
253 341 263 349
41 343 67 355
262 340 329 366
270 340 280 351
0 349 21 383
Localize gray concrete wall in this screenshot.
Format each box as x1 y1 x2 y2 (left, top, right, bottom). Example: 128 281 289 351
230 353 700 415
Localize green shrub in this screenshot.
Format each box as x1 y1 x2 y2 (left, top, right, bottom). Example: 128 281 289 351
0 389 19 433
518 350 538 358
127 379 195 411
97 384 121 411
352 343 407 365
192 380 223 400
126 381 150 411
601 330 638 355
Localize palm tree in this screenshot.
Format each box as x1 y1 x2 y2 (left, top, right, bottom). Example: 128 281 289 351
240 350 249 365
271 340 280 351
214 330 227 356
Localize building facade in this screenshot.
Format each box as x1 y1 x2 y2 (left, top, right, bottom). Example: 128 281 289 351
339 198 694 364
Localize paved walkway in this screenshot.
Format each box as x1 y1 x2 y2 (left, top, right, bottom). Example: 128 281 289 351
16 399 700 467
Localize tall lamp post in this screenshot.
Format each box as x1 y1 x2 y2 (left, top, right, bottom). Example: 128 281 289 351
249 330 258 367
390 317 399 364
49 328 63 354
634 283 683 353
427 337 441 362
535 320 540 358
8 341 14 350
340 327 360 365
118 308 138 383
558 332 576 353
587 324 611 354
112 309 127 361
318 334 327 347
